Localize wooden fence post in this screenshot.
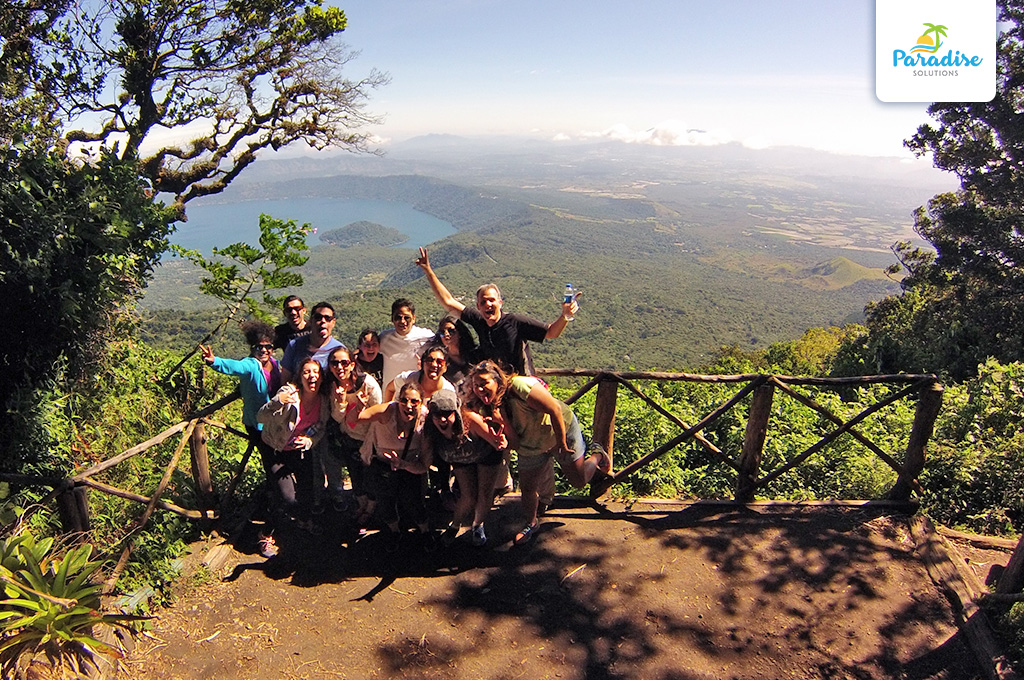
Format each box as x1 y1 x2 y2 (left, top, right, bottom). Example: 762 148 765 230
190 421 215 518
888 381 944 502
996 535 1024 595
56 481 90 535
592 376 619 464
736 380 774 503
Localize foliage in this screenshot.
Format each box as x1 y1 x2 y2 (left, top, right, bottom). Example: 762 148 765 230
0 141 176 431
171 214 311 324
0 2 71 146
0 335 251 610
0 527 147 678
918 359 1024 533
21 0 388 214
163 213 311 380
853 0 1024 379
1000 602 1024 671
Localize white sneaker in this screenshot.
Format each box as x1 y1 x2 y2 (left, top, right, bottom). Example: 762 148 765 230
471 524 487 546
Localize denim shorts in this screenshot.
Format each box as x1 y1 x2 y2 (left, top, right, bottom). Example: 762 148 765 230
516 410 585 473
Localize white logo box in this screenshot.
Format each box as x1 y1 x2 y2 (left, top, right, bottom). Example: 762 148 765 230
876 0 996 102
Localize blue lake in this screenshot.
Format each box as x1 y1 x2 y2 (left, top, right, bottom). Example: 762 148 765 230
170 198 456 254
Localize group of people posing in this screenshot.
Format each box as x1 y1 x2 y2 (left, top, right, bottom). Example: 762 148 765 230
201 248 611 558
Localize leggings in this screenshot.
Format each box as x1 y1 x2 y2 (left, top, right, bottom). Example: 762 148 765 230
368 460 427 527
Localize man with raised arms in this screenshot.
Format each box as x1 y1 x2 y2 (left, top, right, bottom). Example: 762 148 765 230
414 247 579 375
415 247 581 507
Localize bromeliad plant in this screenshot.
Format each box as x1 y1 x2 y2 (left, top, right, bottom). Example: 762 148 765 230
0 529 147 678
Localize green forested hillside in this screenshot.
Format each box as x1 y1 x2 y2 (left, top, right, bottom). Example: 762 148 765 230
319 221 408 247
143 184 900 371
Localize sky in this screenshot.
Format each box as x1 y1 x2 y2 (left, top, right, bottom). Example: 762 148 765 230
332 0 934 157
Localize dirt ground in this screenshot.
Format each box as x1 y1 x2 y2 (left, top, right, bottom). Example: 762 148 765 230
118 499 1013 680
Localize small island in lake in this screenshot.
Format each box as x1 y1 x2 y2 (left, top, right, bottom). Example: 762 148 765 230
319 221 408 248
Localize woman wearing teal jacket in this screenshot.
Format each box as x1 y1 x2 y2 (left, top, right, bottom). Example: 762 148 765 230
201 321 282 556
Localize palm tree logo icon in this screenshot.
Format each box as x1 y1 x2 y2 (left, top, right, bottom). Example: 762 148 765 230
910 23 948 54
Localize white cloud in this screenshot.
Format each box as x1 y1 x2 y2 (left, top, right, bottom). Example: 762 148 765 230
741 135 772 150
579 120 733 147
552 132 572 142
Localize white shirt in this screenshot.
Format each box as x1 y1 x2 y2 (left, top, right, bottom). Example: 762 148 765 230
379 325 436 387
389 370 456 400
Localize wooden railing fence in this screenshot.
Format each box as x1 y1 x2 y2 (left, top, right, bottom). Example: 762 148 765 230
536 369 944 504
0 390 247 592
2 369 1022 596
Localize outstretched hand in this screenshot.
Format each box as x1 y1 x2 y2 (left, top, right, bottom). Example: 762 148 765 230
561 291 581 318
415 247 430 271
199 345 215 365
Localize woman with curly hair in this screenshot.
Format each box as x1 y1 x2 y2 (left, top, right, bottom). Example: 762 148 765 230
201 321 282 556
463 360 611 545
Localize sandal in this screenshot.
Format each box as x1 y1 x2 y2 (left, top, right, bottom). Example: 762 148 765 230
588 442 613 475
514 522 538 546
257 533 278 558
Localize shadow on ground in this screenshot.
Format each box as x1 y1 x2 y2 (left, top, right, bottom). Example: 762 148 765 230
123 500 982 680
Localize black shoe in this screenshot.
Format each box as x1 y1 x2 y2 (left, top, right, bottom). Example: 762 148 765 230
381 528 400 554
440 524 459 547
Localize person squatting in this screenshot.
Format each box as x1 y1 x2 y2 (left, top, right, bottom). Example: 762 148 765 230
203 249 610 558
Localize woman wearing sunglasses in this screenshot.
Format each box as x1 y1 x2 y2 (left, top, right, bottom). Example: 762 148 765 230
324 346 382 525
201 321 282 557
354 383 432 550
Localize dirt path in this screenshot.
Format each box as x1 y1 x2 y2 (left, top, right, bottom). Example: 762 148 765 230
120 501 994 680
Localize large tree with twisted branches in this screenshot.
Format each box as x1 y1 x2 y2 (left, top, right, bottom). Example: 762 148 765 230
7 0 387 215
0 0 385 446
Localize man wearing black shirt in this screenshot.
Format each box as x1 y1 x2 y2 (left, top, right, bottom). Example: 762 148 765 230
273 295 311 350
415 248 579 375
416 247 581 506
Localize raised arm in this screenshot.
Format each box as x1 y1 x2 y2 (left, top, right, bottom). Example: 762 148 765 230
415 247 465 315
544 293 581 340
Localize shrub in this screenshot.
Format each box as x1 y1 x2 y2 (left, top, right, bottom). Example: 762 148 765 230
0 526 147 678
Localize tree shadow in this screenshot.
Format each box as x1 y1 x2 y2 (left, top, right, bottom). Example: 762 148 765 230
219 499 984 679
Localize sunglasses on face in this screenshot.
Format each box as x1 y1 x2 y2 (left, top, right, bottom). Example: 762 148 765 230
393 315 413 322
399 398 421 405
285 306 304 314
431 409 455 418
329 359 352 367
312 313 335 322
252 343 274 351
